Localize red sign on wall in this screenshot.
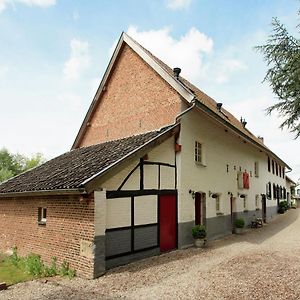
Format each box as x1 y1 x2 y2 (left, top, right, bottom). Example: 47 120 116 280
243 172 250 189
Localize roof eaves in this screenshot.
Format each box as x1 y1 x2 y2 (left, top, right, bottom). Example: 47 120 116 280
193 99 292 170
0 188 87 198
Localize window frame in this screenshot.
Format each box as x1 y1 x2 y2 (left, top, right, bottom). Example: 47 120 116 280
194 140 205 166
255 194 260 208
38 207 47 225
215 195 221 213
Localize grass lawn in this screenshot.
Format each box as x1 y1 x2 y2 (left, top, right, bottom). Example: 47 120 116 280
0 253 34 286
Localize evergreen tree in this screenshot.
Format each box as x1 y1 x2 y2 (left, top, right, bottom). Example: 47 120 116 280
256 16 300 138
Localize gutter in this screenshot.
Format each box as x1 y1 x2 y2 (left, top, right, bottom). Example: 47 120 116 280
0 188 87 198
193 99 292 171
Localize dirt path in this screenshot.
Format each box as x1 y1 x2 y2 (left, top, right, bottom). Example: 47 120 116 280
2 209 300 300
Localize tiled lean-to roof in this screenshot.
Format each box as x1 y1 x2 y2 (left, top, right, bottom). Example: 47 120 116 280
0 125 177 194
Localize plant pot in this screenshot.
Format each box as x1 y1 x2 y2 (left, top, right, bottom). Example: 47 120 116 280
235 227 243 234
194 238 207 248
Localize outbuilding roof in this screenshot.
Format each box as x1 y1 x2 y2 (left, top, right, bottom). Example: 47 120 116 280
0 125 177 195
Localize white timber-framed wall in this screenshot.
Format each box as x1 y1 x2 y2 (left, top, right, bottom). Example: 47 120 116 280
94 137 178 270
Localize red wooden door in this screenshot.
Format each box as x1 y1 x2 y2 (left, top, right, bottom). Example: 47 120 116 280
159 194 177 252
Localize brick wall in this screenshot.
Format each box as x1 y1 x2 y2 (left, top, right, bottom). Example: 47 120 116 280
0 195 95 278
78 44 182 148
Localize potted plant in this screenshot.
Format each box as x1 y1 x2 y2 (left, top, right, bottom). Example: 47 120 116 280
234 218 245 234
192 225 207 247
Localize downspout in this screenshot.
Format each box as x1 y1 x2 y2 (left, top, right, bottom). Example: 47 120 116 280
175 98 196 123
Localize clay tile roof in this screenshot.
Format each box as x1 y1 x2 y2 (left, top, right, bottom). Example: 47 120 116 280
0 126 174 194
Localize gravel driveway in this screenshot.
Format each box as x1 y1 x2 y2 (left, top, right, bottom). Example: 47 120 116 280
2 209 300 300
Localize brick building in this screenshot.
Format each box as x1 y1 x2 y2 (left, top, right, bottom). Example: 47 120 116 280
0 33 292 278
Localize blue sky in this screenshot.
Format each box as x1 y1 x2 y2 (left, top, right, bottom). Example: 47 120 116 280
0 0 299 182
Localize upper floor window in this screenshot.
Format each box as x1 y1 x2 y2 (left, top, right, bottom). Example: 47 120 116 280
194 141 205 165
279 166 282 177
272 160 275 174
275 162 278 176
254 161 259 177
267 156 271 172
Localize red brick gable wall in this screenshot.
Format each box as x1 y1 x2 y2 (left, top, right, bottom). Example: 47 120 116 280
78 44 182 148
0 196 95 278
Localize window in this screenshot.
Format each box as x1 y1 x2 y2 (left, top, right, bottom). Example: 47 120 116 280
255 195 260 208
214 195 220 213
254 161 259 177
268 156 271 172
276 162 278 176
273 184 276 200
266 182 272 199
38 207 47 224
194 141 204 165
279 166 282 177
272 160 275 174
243 197 247 210
283 168 285 178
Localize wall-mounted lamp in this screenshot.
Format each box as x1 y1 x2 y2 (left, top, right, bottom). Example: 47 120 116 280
237 192 246 199
209 191 218 198
189 189 196 199
228 192 233 196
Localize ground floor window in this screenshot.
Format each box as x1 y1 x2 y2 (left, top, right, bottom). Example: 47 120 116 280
38 207 47 224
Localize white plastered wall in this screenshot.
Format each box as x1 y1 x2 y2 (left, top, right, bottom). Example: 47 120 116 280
177 109 287 223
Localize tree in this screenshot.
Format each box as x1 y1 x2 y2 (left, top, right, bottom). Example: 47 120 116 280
256 16 300 138
0 148 45 183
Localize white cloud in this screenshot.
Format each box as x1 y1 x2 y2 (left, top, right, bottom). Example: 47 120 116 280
166 0 192 10
72 10 79 21
125 26 247 85
0 65 9 78
0 0 55 12
58 93 82 111
127 26 213 82
63 38 90 81
215 58 247 83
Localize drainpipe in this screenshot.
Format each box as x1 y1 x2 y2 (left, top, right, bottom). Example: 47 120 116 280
175 98 196 123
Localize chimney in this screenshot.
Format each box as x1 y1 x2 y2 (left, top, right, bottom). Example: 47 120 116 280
258 136 264 143
240 117 247 128
216 103 223 111
173 67 181 79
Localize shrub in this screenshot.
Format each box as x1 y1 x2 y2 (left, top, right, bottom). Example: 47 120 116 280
8 249 75 279
10 246 20 267
192 225 207 239
25 254 44 276
278 207 285 214
279 201 289 211
44 257 58 277
234 218 245 228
